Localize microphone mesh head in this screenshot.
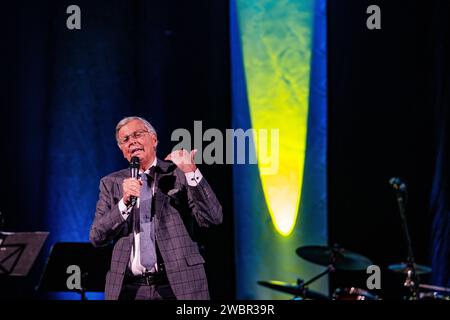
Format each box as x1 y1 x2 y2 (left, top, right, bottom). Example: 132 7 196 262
130 156 140 167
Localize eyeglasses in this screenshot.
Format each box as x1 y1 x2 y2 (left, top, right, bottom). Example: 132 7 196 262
118 130 149 145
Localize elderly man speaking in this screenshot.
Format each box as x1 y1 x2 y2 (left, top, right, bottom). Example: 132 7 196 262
90 116 223 300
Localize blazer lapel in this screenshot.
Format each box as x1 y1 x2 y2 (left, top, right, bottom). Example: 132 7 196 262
153 158 177 220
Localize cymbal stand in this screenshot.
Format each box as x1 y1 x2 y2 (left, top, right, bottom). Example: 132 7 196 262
302 264 336 288
293 265 335 300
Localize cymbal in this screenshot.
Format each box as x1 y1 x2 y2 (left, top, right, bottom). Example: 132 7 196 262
419 283 450 293
296 245 373 271
388 263 432 275
257 280 330 300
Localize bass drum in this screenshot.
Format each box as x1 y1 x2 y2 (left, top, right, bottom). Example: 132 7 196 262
333 287 381 300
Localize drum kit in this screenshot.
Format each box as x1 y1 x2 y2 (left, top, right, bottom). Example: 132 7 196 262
258 244 450 300
259 178 450 300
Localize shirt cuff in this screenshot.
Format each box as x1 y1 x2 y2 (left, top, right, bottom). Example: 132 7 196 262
119 198 132 220
185 168 203 186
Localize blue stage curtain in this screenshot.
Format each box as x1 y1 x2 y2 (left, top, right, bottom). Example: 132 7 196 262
429 0 450 288
0 0 231 299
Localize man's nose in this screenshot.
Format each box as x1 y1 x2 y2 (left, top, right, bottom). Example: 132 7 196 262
127 140 139 148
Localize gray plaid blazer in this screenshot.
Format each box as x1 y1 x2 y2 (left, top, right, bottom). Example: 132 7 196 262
89 159 223 300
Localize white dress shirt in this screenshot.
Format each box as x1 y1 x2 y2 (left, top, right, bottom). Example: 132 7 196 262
119 158 203 275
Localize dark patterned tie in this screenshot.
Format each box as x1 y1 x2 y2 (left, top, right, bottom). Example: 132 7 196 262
139 170 156 271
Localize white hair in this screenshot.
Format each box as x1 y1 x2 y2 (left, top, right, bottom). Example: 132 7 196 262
115 116 157 144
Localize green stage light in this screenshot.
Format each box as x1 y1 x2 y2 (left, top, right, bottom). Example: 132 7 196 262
237 0 313 236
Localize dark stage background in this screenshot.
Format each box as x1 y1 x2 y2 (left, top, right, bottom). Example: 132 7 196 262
1 0 449 300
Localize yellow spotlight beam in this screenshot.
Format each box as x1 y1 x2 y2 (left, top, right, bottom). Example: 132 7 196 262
237 0 313 236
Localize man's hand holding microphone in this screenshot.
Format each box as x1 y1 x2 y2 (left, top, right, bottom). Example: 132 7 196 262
123 156 142 207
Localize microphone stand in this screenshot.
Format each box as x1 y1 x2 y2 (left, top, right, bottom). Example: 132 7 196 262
394 186 420 299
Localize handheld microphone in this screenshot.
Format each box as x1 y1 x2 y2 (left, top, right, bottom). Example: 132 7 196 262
389 177 407 192
129 156 140 206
